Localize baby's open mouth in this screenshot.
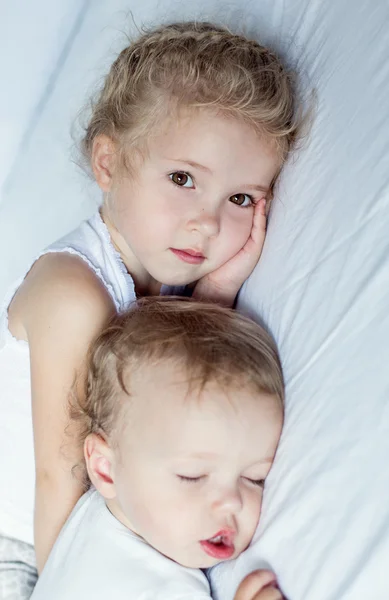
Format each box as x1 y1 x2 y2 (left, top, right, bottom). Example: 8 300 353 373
199 530 235 559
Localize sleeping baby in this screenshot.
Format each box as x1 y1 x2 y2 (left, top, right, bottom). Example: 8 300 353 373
31 298 284 600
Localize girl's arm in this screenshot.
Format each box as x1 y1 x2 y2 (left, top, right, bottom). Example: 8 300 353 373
9 253 115 572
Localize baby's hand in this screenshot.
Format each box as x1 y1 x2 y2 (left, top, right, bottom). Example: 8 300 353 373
192 198 267 307
233 570 284 600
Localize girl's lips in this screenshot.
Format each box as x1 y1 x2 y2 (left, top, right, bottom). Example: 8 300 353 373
170 248 205 264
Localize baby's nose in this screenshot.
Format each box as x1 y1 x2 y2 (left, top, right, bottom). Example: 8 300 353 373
212 486 243 516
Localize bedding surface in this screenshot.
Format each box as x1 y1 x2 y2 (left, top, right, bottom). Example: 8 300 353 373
1 1 388 599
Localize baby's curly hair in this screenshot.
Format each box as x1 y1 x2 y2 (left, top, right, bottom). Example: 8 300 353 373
82 21 300 179
70 297 284 488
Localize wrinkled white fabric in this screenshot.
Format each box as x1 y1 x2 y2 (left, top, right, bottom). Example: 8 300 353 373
1 1 388 599
31 490 210 600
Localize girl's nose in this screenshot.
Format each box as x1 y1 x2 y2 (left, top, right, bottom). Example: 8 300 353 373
187 209 221 238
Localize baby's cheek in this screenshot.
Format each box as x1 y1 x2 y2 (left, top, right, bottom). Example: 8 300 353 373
247 491 264 536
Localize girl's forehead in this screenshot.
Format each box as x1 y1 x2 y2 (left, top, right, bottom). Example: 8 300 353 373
144 109 281 180
150 108 268 150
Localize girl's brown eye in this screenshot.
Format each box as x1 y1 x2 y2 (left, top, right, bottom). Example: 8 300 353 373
170 172 193 187
230 193 252 207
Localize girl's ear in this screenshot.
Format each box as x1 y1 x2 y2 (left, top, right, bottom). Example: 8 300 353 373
91 134 117 192
84 433 117 499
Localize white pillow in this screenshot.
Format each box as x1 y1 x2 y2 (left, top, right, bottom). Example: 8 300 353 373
0 0 83 199
1 2 388 599
211 2 389 599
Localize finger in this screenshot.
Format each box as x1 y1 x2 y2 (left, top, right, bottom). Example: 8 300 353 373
251 198 267 242
253 586 283 600
241 199 267 260
234 570 277 600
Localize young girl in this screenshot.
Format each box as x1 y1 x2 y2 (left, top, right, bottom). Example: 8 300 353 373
31 297 285 600
0 20 298 599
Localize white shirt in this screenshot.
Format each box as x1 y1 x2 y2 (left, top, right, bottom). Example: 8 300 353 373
0 211 183 545
31 490 211 600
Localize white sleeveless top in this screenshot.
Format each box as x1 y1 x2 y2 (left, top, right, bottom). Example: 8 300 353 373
0 211 179 546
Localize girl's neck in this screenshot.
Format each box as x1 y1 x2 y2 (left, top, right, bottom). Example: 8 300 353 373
100 206 161 297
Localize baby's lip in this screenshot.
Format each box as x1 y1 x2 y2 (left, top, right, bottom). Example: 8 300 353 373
200 529 236 560
206 528 235 544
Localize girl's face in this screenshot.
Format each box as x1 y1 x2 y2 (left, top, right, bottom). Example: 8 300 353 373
95 110 280 288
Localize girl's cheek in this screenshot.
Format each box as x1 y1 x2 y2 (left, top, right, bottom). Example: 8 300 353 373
227 216 252 246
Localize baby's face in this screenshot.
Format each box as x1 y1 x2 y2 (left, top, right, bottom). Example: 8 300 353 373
107 363 283 568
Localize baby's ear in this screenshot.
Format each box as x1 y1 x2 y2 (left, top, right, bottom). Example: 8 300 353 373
84 433 117 499
91 134 117 192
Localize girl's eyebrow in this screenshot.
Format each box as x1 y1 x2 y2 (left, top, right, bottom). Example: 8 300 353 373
244 184 270 194
165 157 212 173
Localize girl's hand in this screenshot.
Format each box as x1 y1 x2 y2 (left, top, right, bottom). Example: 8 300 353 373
192 198 267 307
234 570 284 600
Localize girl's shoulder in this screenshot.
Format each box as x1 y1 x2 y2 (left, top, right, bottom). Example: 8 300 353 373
9 252 115 343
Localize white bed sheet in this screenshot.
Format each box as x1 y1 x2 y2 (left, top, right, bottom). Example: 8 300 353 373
1 1 388 599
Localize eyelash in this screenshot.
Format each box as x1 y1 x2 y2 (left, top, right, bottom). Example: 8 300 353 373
168 171 255 208
177 475 265 487
169 171 195 188
246 478 265 488
229 193 255 208
177 475 204 483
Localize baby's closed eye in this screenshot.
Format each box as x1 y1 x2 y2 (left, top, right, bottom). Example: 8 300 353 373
243 477 265 488
176 474 205 483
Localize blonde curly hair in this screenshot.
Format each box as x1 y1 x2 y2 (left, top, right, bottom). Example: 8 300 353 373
70 297 284 486
82 21 300 180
